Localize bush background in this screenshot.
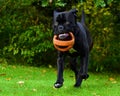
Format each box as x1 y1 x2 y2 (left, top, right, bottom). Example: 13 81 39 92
0 0 120 72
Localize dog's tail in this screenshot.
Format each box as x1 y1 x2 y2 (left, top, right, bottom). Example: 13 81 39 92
81 10 85 25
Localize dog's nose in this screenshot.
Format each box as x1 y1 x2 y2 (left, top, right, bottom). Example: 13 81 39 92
58 25 64 32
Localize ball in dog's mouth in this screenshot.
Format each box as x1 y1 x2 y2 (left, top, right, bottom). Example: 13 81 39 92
57 33 71 40
53 32 75 52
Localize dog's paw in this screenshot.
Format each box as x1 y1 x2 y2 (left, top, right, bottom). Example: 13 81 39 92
81 74 89 80
74 83 81 87
74 77 83 88
54 83 63 88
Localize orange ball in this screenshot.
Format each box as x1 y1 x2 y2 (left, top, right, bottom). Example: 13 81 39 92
53 32 75 52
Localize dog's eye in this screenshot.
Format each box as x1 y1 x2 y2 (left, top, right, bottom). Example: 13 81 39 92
66 22 70 25
54 22 58 26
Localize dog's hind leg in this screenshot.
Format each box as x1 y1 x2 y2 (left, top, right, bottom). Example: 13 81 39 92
54 51 65 88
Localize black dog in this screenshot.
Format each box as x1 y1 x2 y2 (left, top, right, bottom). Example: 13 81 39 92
53 8 93 88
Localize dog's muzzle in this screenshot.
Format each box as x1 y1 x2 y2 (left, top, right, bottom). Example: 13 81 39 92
58 25 64 32
53 32 75 52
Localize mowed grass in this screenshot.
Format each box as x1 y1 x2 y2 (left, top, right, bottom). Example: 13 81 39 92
0 64 120 96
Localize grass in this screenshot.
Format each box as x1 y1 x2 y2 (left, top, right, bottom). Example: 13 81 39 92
0 64 120 96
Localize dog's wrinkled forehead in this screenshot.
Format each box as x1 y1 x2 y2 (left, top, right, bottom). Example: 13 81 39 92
53 9 77 25
56 12 66 23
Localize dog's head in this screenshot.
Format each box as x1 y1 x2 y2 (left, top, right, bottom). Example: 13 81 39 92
53 8 78 35
52 9 77 51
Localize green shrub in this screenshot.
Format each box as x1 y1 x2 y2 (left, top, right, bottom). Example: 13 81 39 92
0 0 54 65
0 0 119 71
75 0 120 71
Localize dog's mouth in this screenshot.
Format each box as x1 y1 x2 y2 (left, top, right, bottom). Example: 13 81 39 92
56 32 72 41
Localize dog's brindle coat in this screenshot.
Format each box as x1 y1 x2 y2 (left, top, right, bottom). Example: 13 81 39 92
53 9 93 88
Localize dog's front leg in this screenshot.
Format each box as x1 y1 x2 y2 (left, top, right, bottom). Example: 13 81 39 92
75 52 89 87
79 54 89 79
54 51 65 88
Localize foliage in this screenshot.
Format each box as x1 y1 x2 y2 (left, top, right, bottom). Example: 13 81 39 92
0 0 120 71
94 0 114 7
3 25 53 64
0 0 54 65
75 0 120 71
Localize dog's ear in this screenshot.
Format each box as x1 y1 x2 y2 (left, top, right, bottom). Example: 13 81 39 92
69 8 78 19
69 8 78 14
53 10 58 16
53 10 59 24
67 9 78 26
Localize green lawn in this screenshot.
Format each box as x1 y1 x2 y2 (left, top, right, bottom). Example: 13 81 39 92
0 64 120 96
